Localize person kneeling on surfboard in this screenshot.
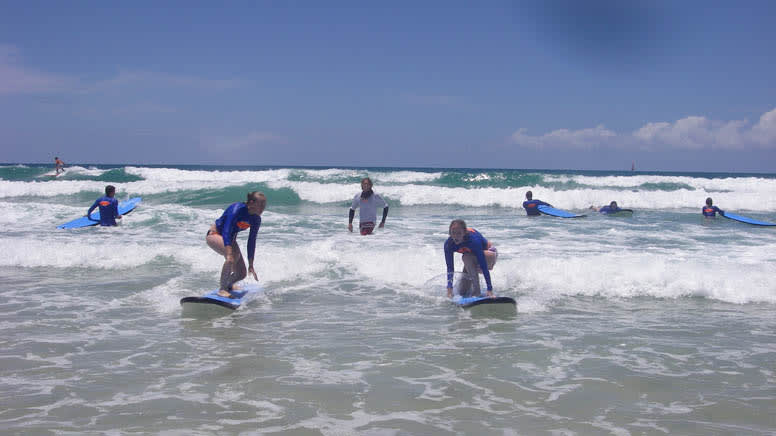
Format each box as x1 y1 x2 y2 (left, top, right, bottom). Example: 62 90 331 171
206 192 266 298
86 185 122 226
348 177 388 235
444 219 498 299
523 191 551 216
702 197 724 217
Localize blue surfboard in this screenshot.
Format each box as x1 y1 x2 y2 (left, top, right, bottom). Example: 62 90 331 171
453 295 517 308
722 212 776 226
57 197 142 229
538 204 586 218
180 285 263 315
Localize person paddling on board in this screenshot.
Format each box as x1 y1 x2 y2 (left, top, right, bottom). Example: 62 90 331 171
702 197 724 218
348 177 388 235
207 192 266 298
590 201 622 214
54 156 65 175
86 185 122 226
444 219 498 299
522 190 551 216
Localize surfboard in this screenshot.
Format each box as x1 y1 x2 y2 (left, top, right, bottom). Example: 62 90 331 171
57 197 142 229
180 285 262 315
452 295 517 308
42 169 64 178
538 204 586 218
721 212 776 226
602 209 634 217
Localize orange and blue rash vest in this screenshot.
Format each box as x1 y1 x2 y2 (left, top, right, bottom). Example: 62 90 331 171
523 199 550 216
702 205 724 217
215 202 261 260
87 196 119 226
444 228 493 291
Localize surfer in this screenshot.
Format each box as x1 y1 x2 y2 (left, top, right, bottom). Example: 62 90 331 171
522 191 551 216
444 219 497 299
590 201 622 214
86 185 122 226
702 197 724 217
348 177 388 235
54 157 65 175
207 192 266 297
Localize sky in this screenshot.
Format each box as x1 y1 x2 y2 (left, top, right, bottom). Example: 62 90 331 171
1 0 775 172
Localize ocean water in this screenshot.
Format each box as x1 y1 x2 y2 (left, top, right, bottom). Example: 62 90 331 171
1 164 775 435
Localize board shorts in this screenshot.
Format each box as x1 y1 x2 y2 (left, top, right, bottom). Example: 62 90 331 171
359 222 375 235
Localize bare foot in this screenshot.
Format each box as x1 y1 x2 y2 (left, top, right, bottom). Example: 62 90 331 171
217 290 231 297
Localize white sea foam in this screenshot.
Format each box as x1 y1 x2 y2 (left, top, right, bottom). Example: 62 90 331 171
3 167 775 212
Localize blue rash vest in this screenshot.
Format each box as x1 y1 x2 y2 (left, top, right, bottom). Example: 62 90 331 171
702 205 724 217
599 205 621 214
444 228 493 291
214 202 261 260
87 196 119 226
523 199 550 216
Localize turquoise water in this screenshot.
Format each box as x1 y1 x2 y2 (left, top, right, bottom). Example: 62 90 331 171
1 164 775 434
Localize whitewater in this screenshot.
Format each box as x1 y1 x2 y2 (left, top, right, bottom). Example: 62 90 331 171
1 164 774 434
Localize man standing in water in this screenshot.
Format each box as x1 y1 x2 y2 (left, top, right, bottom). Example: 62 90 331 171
702 197 724 217
86 185 122 226
522 191 551 216
348 177 389 235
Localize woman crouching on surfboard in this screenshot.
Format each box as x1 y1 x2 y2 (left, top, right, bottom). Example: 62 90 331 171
207 192 266 297
444 219 498 299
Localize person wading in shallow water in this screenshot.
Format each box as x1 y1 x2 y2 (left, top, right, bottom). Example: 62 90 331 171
348 177 388 235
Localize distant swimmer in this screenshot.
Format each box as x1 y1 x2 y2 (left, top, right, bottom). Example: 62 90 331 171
348 177 388 235
702 197 724 217
444 219 498 299
590 201 622 214
522 190 551 216
54 156 65 175
86 185 122 226
207 192 266 298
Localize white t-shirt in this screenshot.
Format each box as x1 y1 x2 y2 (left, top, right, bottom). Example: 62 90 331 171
350 192 388 223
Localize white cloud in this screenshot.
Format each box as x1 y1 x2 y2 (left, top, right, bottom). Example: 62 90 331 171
633 115 748 150
0 45 240 96
511 124 616 149
751 107 776 146
0 44 74 95
512 108 776 150
84 70 241 94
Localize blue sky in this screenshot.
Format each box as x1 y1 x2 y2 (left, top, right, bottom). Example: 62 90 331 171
1 0 775 172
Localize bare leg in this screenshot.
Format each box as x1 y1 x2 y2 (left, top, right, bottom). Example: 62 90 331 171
456 273 473 297
461 250 498 297
221 242 246 291
461 253 482 297
206 227 247 295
